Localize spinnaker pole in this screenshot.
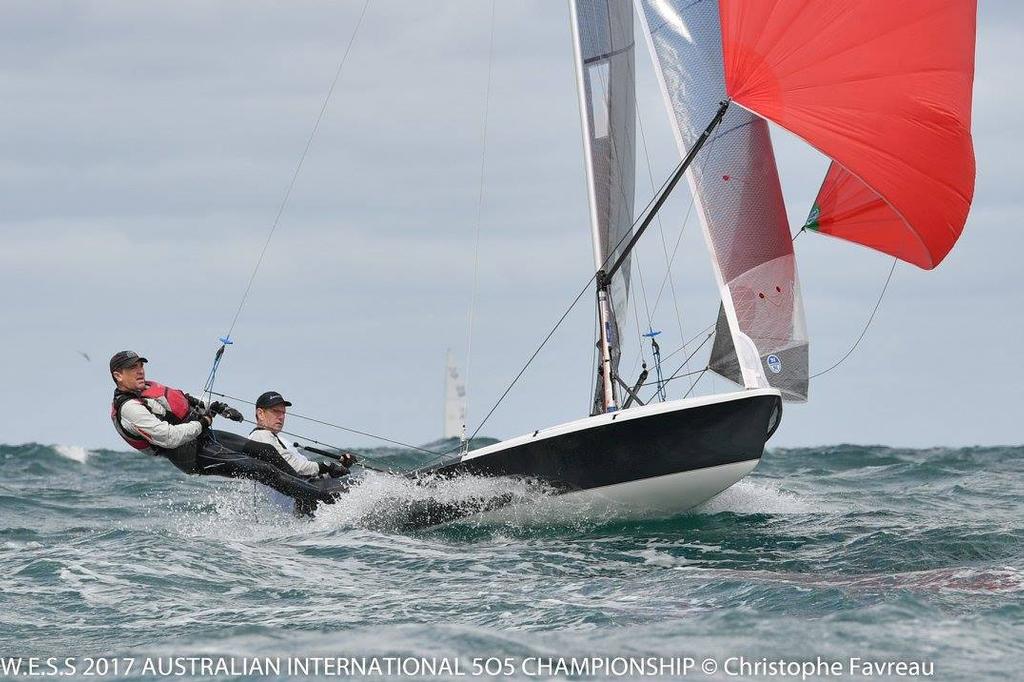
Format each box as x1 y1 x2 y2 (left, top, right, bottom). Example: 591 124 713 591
594 100 729 412
604 100 728 284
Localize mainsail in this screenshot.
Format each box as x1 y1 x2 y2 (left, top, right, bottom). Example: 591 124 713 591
635 0 809 401
719 0 977 270
569 0 637 413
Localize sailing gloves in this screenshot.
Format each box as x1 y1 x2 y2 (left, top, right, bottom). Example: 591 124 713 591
318 461 350 478
338 452 358 467
206 401 243 422
220 406 244 422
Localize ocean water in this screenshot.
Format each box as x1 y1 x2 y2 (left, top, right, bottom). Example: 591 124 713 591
1 442 1021 680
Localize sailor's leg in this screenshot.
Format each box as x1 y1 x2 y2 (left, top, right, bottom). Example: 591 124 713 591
155 441 201 474
208 430 300 475
195 439 334 504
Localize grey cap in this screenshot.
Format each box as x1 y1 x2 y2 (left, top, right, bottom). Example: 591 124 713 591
109 350 148 373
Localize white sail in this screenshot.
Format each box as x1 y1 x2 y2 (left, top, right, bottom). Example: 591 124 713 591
569 0 637 412
443 349 467 439
635 0 809 401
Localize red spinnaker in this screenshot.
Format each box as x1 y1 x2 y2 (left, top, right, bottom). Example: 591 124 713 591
719 0 977 269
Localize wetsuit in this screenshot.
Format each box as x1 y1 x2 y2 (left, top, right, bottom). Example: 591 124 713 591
192 430 336 505
247 427 320 477
113 387 335 505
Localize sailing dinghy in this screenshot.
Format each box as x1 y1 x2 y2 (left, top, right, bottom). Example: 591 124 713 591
211 0 975 526
395 0 977 525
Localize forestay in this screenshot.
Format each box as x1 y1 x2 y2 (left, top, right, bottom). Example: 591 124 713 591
635 0 809 402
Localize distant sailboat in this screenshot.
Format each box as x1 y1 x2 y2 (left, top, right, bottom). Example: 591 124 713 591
443 350 467 440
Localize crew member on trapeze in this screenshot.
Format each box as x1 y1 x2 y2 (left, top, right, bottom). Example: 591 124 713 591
247 390 356 477
246 389 358 515
108 350 341 505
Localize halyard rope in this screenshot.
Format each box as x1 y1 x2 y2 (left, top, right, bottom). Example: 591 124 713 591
204 0 372 398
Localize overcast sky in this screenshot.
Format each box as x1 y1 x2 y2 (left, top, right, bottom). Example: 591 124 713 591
1 1 1020 452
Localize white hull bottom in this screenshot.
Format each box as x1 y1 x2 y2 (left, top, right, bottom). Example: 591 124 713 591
469 458 761 526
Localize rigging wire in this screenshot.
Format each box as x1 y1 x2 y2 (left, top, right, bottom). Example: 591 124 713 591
466 271 598 443
230 417 392 473
682 368 708 399
207 390 445 456
634 93 685 344
810 257 897 379
461 0 497 442
654 321 716 365
460 146 718 447
461 107 733 449
640 330 714 391
462 88 722 446
630 251 898 392
203 0 371 396
187 5 893 472
631 280 648 367
456 42 715 447
647 127 725 393
204 5 703 466
648 118 729 320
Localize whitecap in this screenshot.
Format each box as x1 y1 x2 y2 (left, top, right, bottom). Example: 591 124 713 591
53 444 91 463
694 479 813 515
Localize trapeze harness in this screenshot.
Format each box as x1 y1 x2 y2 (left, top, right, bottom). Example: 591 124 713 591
110 381 193 452
110 382 334 504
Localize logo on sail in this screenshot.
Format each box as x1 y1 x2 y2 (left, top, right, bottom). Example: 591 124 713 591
766 354 783 374
804 203 821 231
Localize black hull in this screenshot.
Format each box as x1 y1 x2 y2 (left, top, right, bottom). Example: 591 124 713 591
400 390 782 527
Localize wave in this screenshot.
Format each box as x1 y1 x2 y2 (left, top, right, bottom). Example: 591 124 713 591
53 444 91 463
3 441 1020 464
695 479 815 515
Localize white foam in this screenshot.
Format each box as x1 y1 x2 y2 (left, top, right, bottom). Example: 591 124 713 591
694 479 813 515
53 444 91 463
638 549 693 568
161 471 557 539
168 483 308 541
311 471 560 531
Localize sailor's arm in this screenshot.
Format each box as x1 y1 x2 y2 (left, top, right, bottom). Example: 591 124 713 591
248 429 320 477
120 400 202 449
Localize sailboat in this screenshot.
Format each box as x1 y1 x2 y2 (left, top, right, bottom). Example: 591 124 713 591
443 350 467 441
402 0 976 523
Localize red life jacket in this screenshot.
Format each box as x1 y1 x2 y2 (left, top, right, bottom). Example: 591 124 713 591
111 381 193 451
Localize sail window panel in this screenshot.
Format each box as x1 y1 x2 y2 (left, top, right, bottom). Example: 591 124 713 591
587 62 611 138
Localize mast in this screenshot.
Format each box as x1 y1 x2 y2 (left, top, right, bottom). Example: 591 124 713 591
569 0 617 412
591 99 729 408
569 0 637 414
